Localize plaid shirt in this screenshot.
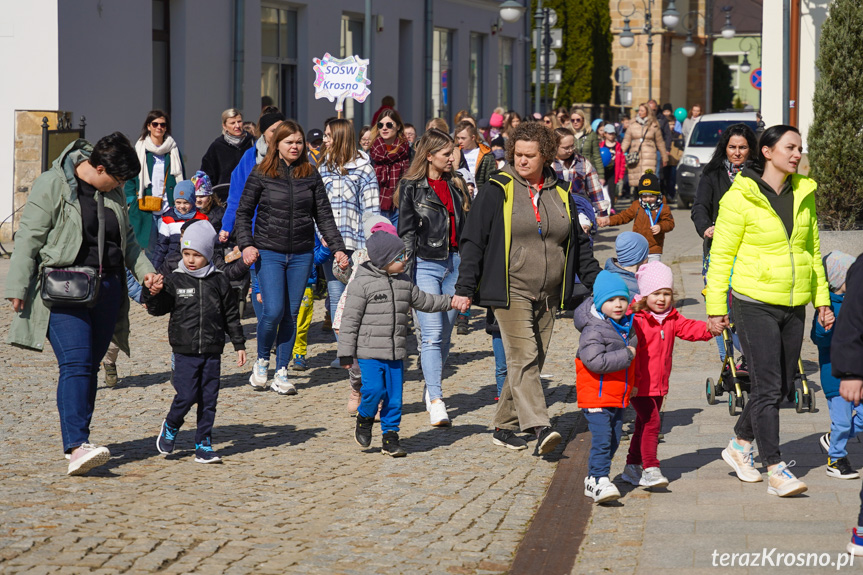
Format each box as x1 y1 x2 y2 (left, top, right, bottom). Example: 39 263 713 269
552 155 609 214
318 153 381 251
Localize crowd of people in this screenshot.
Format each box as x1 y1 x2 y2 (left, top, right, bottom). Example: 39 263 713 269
7 92 863 555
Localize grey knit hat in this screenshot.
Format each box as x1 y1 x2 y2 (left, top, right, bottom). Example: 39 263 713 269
181 220 217 263
366 231 405 268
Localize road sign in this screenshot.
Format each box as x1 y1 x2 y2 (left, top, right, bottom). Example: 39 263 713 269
545 8 558 27
533 69 562 84
750 68 762 91
615 66 632 85
539 51 558 67
532 28 563 49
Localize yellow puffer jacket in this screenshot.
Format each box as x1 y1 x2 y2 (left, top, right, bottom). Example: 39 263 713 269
705 173 830 316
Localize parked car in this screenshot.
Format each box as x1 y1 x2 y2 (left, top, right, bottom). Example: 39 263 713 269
676 112 758 208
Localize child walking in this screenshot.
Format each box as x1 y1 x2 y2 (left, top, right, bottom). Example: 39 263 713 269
144 221 246 463
337 231 454 457
621 262 712 488
596 171 673 262
812 251 860 480
573 271 638 503
150 180 209 274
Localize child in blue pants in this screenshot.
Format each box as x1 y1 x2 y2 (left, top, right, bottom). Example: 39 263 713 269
337 232 453 457
811 251 859 480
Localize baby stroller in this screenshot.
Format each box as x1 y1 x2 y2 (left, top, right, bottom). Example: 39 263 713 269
705 327 815 415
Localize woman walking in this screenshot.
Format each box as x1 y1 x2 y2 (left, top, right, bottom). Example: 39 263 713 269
706 125 833 496
199 108 254 186
370 109 411 227
125 110 185 252
621 104 668 192
569 108 604 180
453 122 602 454
397 129 470 426
6 133 162 475
236 121 348 396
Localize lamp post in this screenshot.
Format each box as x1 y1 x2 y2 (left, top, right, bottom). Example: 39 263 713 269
616 0 681 103
738 37 758 74
677 4 735 113
498 0 530 116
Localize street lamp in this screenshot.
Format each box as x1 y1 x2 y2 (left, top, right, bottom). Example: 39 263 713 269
738 37 757 74
681 33 697 57
720 6 736 40
675 5 736 113
499 0 525 23
496 0 532 118
615 0 680 102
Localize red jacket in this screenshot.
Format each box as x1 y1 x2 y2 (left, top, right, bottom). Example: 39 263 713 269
576 358 636 409
600 140 626 184
632 308 712 397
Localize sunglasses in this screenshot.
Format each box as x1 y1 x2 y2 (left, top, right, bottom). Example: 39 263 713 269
377 121 395 130
393 252 407 263
151 121 167 128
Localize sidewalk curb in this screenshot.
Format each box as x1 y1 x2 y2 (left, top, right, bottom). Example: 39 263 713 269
509 410 592 575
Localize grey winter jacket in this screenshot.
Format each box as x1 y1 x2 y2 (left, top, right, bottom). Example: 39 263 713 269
337 262 452 362
573 297 637 374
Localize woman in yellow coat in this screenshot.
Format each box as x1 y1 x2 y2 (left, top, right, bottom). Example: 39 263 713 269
705 125 833 497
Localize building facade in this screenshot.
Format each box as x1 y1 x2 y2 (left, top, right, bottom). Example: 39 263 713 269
1 0 529 237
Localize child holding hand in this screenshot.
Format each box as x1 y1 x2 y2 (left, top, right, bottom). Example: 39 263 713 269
622 262 713 488
573 271 638 504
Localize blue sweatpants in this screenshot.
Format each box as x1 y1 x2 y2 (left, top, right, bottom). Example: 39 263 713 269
583 407 625 478
357 358 404 433
168 353 221 444
827 395 863 460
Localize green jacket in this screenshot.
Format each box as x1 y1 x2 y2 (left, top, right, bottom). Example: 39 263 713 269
123 151 184 249
573 131 603 178
5 140 155 353
705 172 831 316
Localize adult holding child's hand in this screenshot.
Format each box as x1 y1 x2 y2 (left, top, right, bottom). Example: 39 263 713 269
705 125 831 497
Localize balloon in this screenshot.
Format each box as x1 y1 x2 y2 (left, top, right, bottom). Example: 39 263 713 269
674 107 688 122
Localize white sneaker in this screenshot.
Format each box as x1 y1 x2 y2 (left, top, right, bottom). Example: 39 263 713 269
767 461 808 497
621 463 643 486
249 358 269 390
429 400 450 427
271 368 297 395
640 467 669 488
67 443 111 476
721 438 763 483
584 476 621 504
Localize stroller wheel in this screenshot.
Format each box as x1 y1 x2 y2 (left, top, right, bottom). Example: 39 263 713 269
728 390 738 416
794 384 805 414
808 391 817 413
741 391 749 409
706 378 716 405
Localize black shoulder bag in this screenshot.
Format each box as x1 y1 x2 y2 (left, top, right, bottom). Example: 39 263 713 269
41 193 105 307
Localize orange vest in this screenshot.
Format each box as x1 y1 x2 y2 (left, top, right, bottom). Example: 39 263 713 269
575 358 635 409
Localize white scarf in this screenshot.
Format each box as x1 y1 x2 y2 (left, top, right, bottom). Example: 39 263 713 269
636 116 648 126
135 135 184 198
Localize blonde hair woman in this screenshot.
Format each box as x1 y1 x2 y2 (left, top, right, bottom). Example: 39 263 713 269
569 108 604 181
396 129 469 427
621 103 669 189
200 108 254 186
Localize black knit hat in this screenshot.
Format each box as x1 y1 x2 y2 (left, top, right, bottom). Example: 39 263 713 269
259 112 286 134
638 172 661 194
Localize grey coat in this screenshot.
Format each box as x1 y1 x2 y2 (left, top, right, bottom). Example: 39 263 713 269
337 262 452 362
573 297 637 375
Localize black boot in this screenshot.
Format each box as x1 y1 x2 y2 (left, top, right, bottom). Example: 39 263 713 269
456 313 469 335
381 431 407 457
355 415 374 448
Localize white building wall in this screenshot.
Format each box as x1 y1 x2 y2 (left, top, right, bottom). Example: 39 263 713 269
760 0 784 132
0 0 60 223
798 0 829 148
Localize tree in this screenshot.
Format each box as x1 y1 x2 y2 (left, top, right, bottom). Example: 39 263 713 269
809 0 863 230
712 56 734 112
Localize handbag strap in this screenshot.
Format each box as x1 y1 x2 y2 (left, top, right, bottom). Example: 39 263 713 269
96 192 105 277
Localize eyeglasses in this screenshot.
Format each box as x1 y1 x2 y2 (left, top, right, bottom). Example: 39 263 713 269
393 252 407 263
151 122 167 128
107 173 124 187
377 122 395 130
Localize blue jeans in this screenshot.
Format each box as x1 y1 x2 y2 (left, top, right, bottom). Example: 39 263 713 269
323 250 354 337
716 332 742 363
826 396 863 460
583 407 625 478
492 333 507 398
381 209 399 229
414 253 460 402
48 274 124 453
358 359 404 433
255 249 314 369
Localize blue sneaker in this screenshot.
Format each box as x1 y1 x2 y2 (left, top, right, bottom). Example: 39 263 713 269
194 438 222 464
292 354 308 371
157 420 179 454
848 528 863 556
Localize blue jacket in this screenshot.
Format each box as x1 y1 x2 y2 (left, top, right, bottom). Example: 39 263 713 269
308 234 332 287
811 291 844 399
221 145 259 235
603 258 639 297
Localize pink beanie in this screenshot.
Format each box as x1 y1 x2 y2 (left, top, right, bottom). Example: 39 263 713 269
370 221 398 236
490 113 504 128
635 261 673 298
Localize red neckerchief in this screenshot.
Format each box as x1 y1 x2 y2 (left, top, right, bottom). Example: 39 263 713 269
526 177 544 236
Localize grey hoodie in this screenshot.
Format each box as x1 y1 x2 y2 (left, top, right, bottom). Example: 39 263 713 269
573 297 637 375
337 262 452 362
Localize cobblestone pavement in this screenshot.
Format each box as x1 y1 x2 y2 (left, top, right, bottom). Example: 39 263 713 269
573 210 863 574
0 220 613 574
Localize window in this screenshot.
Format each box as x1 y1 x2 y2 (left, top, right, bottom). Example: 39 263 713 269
261 7 298 119
432 29 453 126
468 33 484 118
340 16 365 124
152 0 170 113
498 37 513 111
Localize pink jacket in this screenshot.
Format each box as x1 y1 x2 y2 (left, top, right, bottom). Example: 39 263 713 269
632 308 712 397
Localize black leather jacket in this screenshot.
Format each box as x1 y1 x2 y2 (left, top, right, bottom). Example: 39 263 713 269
397 177 468 276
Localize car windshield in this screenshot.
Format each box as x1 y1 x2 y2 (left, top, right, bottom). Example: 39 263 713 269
689 121 758 147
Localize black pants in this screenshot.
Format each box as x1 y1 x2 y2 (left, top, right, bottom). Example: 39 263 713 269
167 353 221 444
732 297 805 466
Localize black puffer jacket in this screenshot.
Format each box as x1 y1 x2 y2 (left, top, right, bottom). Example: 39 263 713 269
200 133 254 186
235 161 345 255
690 166 733 256
398 177 468 276
142 269 245 355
